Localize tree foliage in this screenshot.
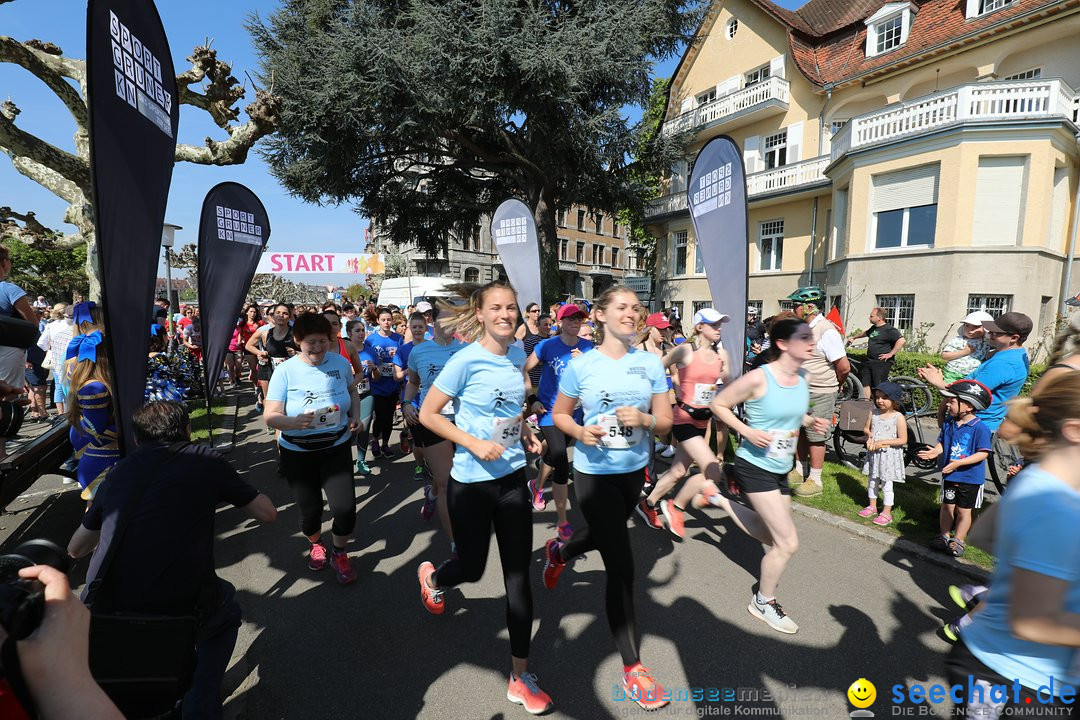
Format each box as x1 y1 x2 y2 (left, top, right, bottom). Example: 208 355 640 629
2 235 89 301
623 76 671 274
251 0 698 303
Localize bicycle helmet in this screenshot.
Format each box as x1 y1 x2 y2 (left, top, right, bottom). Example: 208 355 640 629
940 379 993 411
787 286 825 304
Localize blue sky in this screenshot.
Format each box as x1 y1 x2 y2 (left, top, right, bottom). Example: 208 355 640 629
0 0 803 287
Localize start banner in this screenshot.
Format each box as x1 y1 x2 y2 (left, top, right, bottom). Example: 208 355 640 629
256 252 386 275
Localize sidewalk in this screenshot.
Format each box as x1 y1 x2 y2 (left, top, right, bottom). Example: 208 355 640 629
217 391 970 719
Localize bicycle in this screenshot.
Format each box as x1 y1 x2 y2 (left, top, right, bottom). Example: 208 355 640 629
987 431 1021 496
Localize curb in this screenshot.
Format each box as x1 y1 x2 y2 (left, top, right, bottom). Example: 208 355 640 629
791 501 991 582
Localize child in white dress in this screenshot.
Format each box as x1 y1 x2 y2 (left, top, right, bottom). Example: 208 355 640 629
858 381 907 526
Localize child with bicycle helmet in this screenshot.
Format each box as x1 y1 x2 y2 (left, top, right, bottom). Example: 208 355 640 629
917 380 993 557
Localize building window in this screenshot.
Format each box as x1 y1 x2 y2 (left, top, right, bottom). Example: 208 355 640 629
464 267 479 283
696 88 717 107
557 210 567 227
967 294 1011 317
592 245 603 264
672 231 688 275
875 15 903 54
876 294 915 332
726 18 738 38
978 0 1013 14
744 65 769 88
595 213 604 235
693 300 711 315
763 132 787 170
694 239 705 274
871 165 939 250
829 295 843 313
758 220 784 272
830 120 848 136
576 242 585 264
611 248 619 268
469 224 481 251
1004 68 1041 81
748 300 763 318
577 209 586 230
559 238 568 260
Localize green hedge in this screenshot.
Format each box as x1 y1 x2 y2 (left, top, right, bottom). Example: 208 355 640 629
848 350 1045 402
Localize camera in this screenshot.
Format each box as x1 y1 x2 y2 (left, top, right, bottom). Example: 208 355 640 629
0 539 71 641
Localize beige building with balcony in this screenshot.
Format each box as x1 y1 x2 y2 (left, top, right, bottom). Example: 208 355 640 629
648 0 1080 351
371 204 638 297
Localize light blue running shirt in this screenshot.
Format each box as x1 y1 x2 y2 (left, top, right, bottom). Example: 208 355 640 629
735 365 809 474
408 338 466 410
266 353 354 452
558 348 667 475
433 341 527 483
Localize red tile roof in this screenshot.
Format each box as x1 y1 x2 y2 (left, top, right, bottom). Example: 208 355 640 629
748 0 1076 87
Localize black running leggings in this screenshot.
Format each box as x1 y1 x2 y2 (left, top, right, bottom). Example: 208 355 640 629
540 425 572 485
434 469 533 659
562 467 645 666
371 393 397 445
279 442 357 539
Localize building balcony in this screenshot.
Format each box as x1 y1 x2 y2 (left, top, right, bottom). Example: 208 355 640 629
559 259 578 272
830 79 1080 164
661 76 790 138
645 155 830 220
590 264 613 276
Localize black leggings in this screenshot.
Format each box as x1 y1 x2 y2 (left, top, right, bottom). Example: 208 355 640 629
279 442 357 539
371 393 397 444
540 425 573 485
562 467 645 666
434 469 533 659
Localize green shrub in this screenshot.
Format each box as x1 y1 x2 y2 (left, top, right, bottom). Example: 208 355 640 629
848 350 1045 401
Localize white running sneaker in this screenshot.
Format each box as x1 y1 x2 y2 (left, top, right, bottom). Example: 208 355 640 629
748 596 799 634
660 444 676 458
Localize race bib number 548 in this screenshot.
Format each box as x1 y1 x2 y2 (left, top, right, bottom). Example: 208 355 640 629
597 413 640 449
491 414 523 449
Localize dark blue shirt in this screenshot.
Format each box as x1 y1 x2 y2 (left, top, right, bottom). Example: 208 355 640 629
937 417 992 485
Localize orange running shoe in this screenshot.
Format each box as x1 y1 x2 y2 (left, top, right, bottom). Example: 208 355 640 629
659 500 685 539
623 664 669 711
542 539 565 590
417 561 444 614
506 672 554 715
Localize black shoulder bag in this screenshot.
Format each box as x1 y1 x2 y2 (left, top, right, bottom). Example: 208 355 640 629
85 442 199 720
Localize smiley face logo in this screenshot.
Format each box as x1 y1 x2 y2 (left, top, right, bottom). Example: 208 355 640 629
847 678 876 709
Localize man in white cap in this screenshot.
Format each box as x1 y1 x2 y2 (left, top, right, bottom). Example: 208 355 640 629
416 300 435 339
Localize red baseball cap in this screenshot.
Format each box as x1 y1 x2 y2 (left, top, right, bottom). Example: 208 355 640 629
557 304 587 320
646 312 672 329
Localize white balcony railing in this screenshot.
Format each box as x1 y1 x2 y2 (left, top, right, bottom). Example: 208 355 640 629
746 156 830 196
831 78 1079 163
662 76 790 137
644 155 830 219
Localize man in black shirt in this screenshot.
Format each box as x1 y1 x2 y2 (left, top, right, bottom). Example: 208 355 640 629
746 305 766 358
846 307 905 398
68 401 276 720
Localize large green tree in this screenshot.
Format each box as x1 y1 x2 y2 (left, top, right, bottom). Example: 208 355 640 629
251 0 697 302
1 235 89 301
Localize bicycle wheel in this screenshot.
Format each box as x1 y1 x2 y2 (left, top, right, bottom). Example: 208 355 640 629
832 427 868 470
987 432 1021 495
838 374 863 403
893 376 933 416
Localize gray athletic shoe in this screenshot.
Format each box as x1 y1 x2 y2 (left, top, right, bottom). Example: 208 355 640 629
748 596 799 634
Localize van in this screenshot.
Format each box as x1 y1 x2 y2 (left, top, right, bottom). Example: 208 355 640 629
376 276 453 308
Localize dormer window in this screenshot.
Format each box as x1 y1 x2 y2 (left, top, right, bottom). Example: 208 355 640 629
966 0 1014 18
865 3 916 58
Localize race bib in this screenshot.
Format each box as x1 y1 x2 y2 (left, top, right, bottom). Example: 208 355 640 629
355 378 370 394
492 414 523 449
271 356 286 368
766 430 798 460
308 404 341 429
379 362 395 376
597 413 640 449
691 382 717 406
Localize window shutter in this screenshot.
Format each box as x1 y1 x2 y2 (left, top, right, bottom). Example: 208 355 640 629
1049 166 1070 250
833 188 849 258
871 164 939 213
971 156 1027 247
786 122 803 163
717 75 741 97
769 55 786 80
743 136 760 174
671 161 685 193
680 97 693 114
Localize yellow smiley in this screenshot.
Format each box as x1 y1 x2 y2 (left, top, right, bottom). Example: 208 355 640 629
847 678 876 709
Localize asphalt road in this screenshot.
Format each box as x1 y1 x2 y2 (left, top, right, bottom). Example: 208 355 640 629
0 392 971 719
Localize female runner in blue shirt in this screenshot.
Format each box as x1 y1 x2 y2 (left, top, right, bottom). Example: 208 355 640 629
542 285 673 711
415 281 551 715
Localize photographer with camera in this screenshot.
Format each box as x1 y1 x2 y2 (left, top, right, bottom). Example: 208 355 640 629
0 563 124 720
67 400 277 720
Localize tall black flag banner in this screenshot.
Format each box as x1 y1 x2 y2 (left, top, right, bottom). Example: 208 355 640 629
688 136 749 377
198 182 271 402
491 199 542 312
87 0 179 452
